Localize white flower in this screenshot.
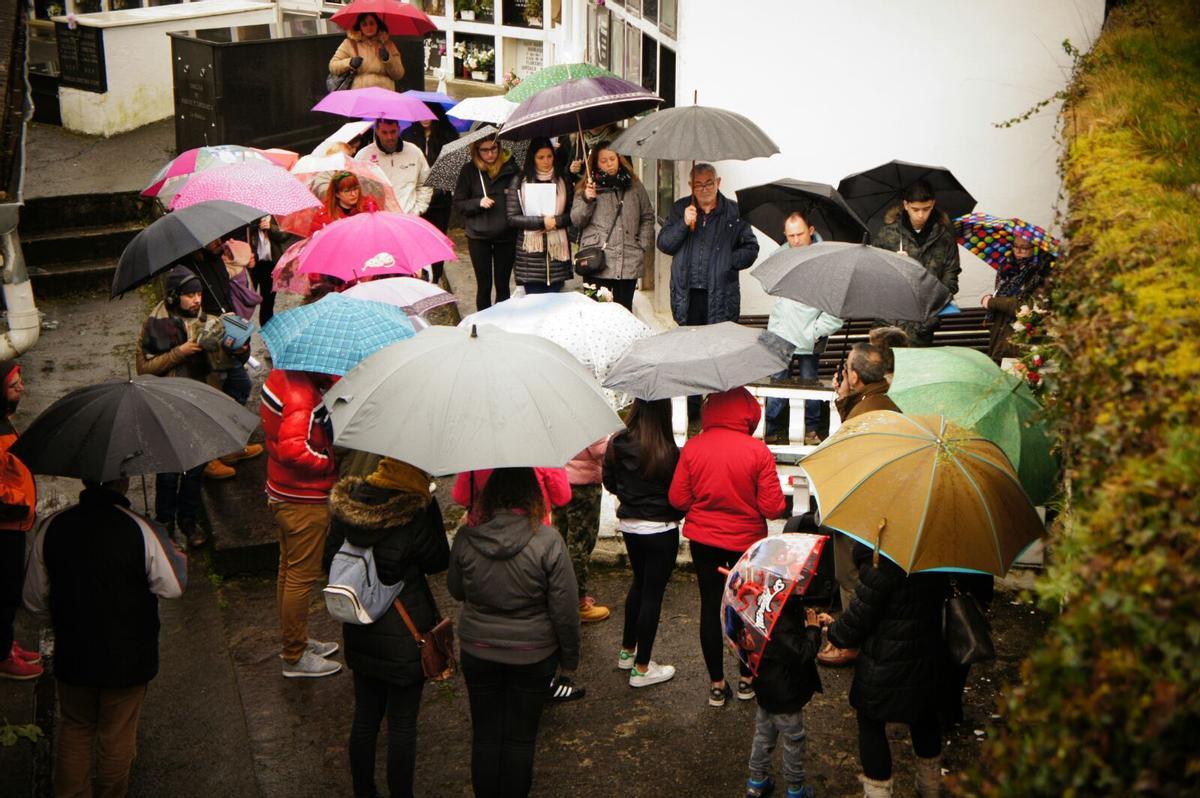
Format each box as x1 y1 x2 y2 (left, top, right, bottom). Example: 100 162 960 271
596 287 614 302
1012 321 1024 331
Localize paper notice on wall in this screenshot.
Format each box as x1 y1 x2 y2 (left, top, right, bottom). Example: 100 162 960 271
522 183 558 216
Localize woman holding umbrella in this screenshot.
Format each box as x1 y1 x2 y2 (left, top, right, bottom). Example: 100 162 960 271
980 231 1052 361
328 13 405 92
507 138 573 296
453 136 521 310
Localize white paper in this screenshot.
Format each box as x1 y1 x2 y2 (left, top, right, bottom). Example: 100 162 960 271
522 183 558 217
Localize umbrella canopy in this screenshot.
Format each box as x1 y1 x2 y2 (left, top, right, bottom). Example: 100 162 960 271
602 321 793 401
169 162 321 235
460 292 652 409
10 376 258 482
953 213 1062 269
400 90 471 132
499 76 662 141
312 87 438 122
889 347 1058 505
423 126 528 192
837 160 976 235
294 211 456 281
142 145 279 199
329 0 435 35
751 241 951 322
290 154 401 213
260 293 415 376
270 239 312 295
324 325 623 475
799 412 1044 575
111 200 266 297
735 179 869 244
609 105 779 162
504 62 618 103
721 534 830 676
342 276 458 318
447 95 518 125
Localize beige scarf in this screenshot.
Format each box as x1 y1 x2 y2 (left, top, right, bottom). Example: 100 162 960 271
519 176 570 263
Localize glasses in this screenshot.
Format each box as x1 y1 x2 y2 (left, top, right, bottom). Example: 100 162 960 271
692 180 717 190
477 145 499 153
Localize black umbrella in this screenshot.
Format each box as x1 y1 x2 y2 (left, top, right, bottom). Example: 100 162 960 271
750 241 950 322
837 160 976 235
111 200 266 298
498 76 662 141
736 179 869 244
10 376 259 483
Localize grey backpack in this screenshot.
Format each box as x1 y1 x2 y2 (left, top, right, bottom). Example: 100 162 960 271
323 541 404 625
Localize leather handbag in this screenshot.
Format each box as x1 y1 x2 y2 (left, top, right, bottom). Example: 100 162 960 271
944 579 996 666
573 192 625 278
326 43 357 92
394 597 456 681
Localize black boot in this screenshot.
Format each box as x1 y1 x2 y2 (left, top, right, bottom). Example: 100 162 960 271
179 519 209 549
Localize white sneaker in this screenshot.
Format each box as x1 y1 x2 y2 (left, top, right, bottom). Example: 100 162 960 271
282 650 342 679
629 661 675 688
307 639 339 658
617 649 636 671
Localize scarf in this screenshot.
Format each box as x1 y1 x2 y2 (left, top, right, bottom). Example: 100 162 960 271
988 252 1051 322
141 303 192 357
366 457 431 502
519 176 570 263
595 165 633 192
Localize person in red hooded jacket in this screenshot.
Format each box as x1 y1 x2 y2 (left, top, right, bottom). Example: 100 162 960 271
261 368 342 679
669 387 786 708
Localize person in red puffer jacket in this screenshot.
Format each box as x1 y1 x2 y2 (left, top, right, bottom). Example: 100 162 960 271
261 368 342 679
669 387 786 708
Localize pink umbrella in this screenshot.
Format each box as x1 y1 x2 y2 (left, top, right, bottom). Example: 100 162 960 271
170 162 322 236
312 87 438 122
295 211 456 281
290 154 401 213
142 145 278 199
271 239 313 295
329 0 435 35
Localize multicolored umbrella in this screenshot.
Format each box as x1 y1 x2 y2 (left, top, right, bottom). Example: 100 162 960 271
329 0 435 35
260 293 415 376
505 62 617 103
499 76 662 141
423 126 529 192
290 154 401 213
142 145 279 199
720 534 829 676
313 87 438 122
294 211 456 281
342 277 458 319
953 212 1061 269
169 162 321 235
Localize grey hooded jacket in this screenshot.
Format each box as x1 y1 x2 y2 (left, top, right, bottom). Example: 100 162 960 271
569 181 656 281
447 510 581 669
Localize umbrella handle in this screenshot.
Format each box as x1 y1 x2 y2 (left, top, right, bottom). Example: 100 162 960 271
872 518 886 569
717 566 731 577
479 168 488 201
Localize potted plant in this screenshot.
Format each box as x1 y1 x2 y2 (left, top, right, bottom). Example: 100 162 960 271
476 0 494 21
472 47 494 81
458 0 474 21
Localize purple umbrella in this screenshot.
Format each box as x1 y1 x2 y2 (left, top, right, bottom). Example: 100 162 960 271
498 76 662 141
312 87 438 122
403 90 473 132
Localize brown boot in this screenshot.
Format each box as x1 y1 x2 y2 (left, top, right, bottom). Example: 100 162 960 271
204 459 236 480
817 640 859 667
179 519 209 549
221 443 264 465
578 597 610 623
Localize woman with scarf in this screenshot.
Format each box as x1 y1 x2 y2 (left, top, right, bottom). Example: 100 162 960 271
569 141 656 311
453 136 521 310
507 138 572 295
328 13 405 91
980 232 1053 362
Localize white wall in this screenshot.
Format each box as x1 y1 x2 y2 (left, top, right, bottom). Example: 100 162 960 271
673 0 1105 314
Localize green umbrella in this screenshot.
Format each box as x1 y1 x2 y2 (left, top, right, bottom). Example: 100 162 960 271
889 347 1058 506
505 62 617 103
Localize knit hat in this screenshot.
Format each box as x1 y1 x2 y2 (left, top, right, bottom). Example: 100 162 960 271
366 458 430 501
0 361 18 388
165 265 202 300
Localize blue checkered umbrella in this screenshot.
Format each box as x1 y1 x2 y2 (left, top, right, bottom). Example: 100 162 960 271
261 293 414 376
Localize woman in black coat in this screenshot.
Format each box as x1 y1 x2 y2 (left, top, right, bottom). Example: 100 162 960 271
327 458 449 798
506 138 573 295
402 108 459 283
453 136 521 310
826 543 947 798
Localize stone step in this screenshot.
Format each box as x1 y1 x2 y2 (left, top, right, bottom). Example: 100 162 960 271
20 221 144 268
26 258 118 298
19 191 148 235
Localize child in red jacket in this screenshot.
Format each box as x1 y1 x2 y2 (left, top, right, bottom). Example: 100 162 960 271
669 387 786 708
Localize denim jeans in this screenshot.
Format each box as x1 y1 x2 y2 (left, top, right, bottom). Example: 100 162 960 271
749 705 808 790
764 355 820 437
154 464 205 526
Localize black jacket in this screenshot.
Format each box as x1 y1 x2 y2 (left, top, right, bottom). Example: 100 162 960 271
453 157 520 241
601 431 683 523
507 176 573 286
754 598 823 714
327 477 450 686
403 122 459 211
827 547 948 723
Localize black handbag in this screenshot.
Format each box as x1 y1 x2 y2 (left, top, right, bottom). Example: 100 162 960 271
573 192 624 278
944 579 996 666
326 42 357 92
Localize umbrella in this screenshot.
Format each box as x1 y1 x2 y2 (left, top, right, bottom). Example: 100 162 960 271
720 534 829 676
270 239 312 295
399 90 471 132
460 292 653 409
323 325 623 475
312 87 438 123
10 376 258 482
751 241 951 322
329 0 435 35
294 211 456 281
169 162 322 236
735 179 869 244
423 126 529 192
889 347 1058 505
504 62 618 103
953 213 1061 269
499 76 662 141
799 412 1044 575
837 160 976 235
342 276 458 319
290 154 401 212
111 200 266 297
447 95 518 125
260 293 415 376
142 145 280 200
602 321 793 401
609 105 779 162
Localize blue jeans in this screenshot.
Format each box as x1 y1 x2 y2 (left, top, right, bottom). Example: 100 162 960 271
218 364 251 406
765 355 820 436
155 464 205 526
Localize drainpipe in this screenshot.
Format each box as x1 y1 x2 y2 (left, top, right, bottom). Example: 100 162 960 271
1 207 39 359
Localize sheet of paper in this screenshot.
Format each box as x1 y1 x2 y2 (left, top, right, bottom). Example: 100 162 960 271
522 183 558 217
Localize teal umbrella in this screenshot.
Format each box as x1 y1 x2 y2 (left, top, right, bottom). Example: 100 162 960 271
261 293 415 376
889 347 1058 505
505 62 616 103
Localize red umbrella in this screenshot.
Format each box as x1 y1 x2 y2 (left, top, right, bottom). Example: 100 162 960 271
330 0 435 35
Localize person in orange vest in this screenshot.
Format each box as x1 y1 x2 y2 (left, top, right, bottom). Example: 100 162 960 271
0 360 43 680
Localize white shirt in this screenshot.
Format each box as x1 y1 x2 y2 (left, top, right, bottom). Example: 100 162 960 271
355 141 433 215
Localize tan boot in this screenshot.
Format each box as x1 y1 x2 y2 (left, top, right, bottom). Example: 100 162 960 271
221 443 264 464
578 597 610 622
817 640 859 666
204 459 236 480
915 755 942 797
861 775 893 798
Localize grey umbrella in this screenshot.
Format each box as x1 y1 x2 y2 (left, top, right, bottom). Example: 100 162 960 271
602 322 793 401
609 105 779 162
322 325 623 475
10 376 259 482
751 241 951 321
423 125 529 192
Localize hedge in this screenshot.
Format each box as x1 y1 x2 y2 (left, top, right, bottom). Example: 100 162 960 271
955 2 1200 795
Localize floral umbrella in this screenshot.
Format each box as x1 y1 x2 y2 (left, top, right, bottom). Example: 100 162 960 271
290 154 401 213
504 62 617 103
169 162 322 236
953 213 1062 269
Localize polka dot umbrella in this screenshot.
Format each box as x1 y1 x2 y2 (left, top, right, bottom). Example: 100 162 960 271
505 62 617 103
953 213 1061 270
